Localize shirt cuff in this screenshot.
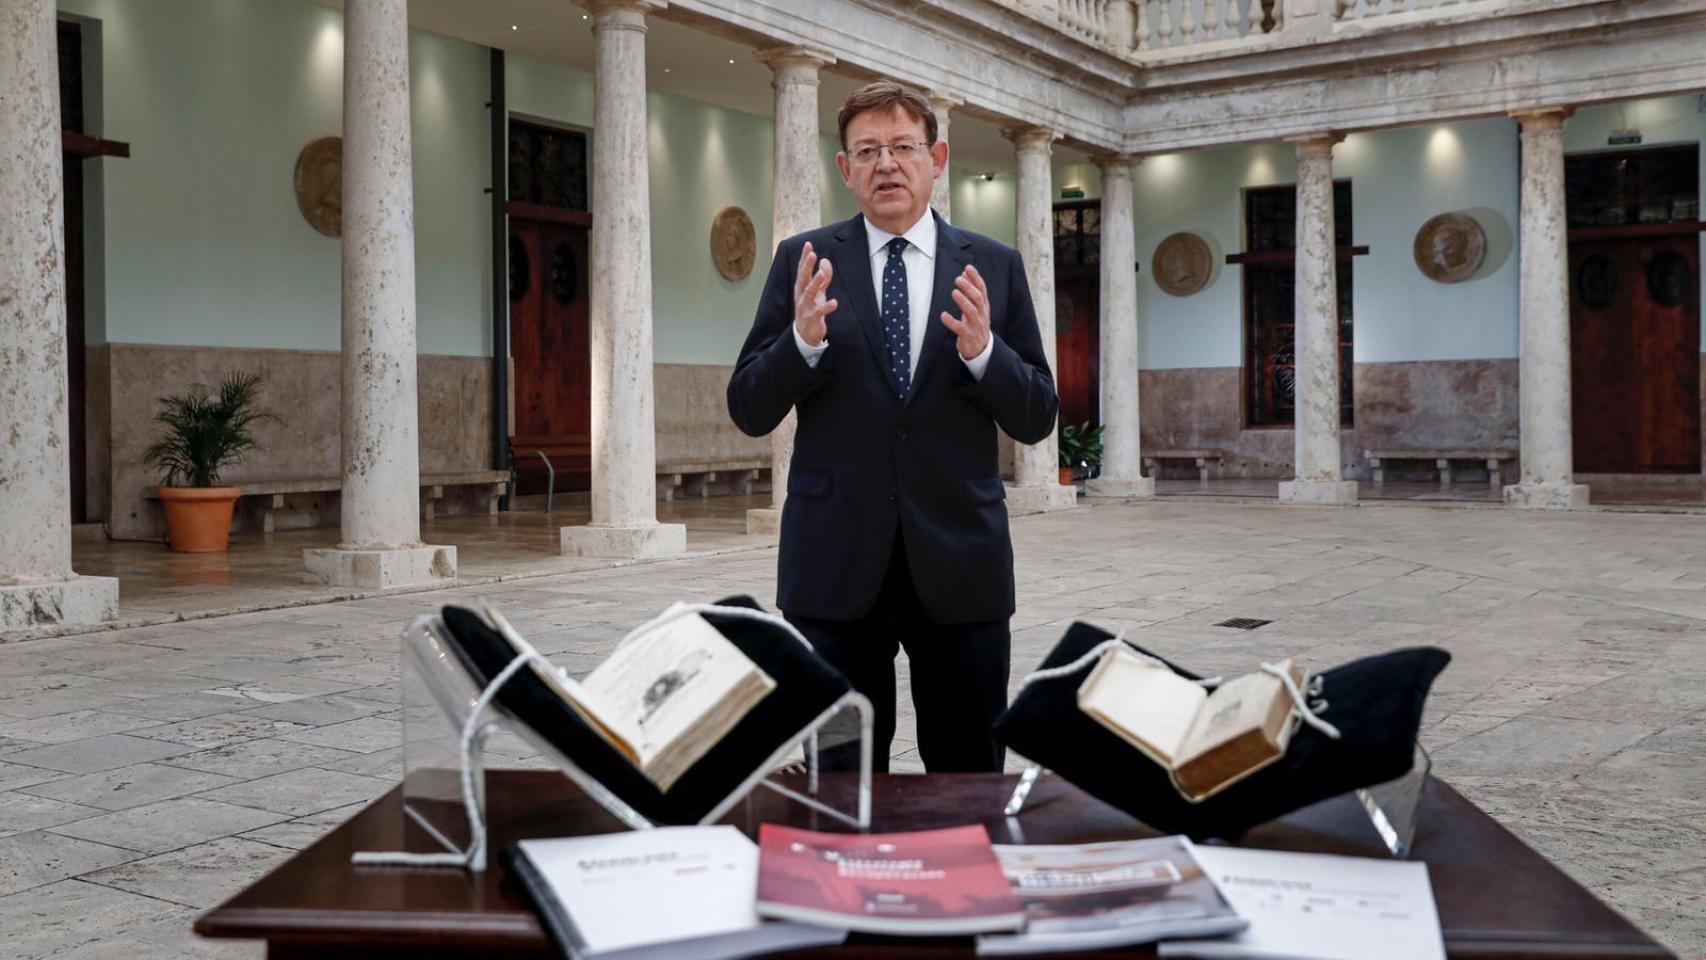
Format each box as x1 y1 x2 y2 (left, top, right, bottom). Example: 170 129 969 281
794 323 829 368
960 334 994 381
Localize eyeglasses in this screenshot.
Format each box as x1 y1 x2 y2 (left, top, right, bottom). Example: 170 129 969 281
845 140 933 165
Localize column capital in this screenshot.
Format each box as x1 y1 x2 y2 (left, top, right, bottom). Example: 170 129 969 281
1002 124 1060 153
581 0 666 26
1510 106 1574 132
754 45 836 74
925 90 964 113
1089 151 1141 174
1285 131 1343 157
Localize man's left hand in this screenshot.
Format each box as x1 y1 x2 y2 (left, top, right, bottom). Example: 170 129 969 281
942 265 992 360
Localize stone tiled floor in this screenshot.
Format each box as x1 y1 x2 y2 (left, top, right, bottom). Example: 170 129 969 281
58 496 764 627
1152 475 1706 508
4 498 1706 958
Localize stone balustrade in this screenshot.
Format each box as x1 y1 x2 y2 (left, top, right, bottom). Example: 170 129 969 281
993 0 1593 62
1334 0 1549 25
1138 0 1281 52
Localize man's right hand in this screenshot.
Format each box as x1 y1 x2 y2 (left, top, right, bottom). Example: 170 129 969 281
794 241 838 347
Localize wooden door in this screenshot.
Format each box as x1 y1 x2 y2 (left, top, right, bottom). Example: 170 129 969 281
509 217 591 490
1054 275 1100 430
1570 236 1701 473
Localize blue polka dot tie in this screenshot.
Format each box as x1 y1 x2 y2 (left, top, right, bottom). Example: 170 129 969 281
881 236 912 398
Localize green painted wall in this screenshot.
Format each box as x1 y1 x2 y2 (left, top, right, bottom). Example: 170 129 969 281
57 0 490 356
57 0 859 364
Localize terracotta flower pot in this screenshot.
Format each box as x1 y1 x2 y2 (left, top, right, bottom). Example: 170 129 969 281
1059 466 1077 486
156 486 241 553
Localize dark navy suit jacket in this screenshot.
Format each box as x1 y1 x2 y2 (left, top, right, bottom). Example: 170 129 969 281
727 212 1059 624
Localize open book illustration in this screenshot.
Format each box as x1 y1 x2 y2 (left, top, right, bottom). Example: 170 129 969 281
483 603 777 792
1077 648 1304 801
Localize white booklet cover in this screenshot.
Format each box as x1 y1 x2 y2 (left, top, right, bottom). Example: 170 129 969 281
510 826 846 960
1158 846 1446 960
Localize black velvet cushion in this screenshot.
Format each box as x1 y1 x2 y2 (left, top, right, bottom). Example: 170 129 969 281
439 596 852 825
993 622 1451 840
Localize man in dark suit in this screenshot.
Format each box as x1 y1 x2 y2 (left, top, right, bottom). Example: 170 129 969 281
727 81 1059 773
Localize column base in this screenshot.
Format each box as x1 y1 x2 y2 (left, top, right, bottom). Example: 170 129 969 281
1278 479 1359 505
1005 482 1078 515
560 522 687 559
0 575 120 630
1503 482 1590 510
303 544 458 589
1085 476 1155 498
745 508 781 538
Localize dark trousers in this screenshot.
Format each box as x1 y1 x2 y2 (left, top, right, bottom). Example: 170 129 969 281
786 533 1010 773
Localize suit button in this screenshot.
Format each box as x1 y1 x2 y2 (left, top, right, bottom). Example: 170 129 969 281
888 488 898 502
897 429 908 441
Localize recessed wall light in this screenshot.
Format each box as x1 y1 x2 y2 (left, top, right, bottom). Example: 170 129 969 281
663 67 671 73
510 24 518 30
728 58 735 64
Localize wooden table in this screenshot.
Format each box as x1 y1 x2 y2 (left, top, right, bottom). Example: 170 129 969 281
196 771 1673 959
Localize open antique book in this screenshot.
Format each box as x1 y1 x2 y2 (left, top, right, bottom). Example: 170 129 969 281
484 604 776 792
1077 649 1303 801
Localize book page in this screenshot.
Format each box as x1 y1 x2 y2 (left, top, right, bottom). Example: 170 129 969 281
1176 667 1285 765
1078 648 1207 766
580 609 767 769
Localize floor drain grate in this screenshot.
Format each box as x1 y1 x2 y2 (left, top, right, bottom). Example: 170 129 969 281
1216 617 1272 630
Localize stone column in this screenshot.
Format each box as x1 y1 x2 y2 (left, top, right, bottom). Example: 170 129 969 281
1085 153 1153 498
1277 132 1357 505
561 0 686 557
927 92 961 220
1003 126 1076 514
0 0 118 629
306 0 456 588
1506 107 1589 509
747 46 834 539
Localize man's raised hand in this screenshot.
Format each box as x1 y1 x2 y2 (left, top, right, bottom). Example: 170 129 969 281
794 241 838 347
942 264 992 360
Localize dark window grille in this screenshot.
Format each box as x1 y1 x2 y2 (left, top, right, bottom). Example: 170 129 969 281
1243 181 1354 428
508 120 588 211
1052 199 1101 269
1566 144 1699 228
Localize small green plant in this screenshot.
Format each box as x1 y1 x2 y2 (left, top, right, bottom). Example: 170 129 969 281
1058 420 1104 472
143 372 280 488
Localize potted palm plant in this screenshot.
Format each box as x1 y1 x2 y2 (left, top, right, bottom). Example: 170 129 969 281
144 372 279 553
1058 420 1103 487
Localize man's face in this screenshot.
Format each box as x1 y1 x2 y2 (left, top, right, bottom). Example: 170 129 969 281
837 106 949 234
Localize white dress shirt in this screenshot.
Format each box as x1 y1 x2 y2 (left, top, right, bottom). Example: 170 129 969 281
794 212 993 381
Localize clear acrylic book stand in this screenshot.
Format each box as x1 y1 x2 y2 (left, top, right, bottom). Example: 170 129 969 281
1002 744 1433 859
390 611 875 872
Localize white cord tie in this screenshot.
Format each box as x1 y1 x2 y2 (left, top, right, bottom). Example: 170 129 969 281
1261 661 1341 740
352 603 811 870
1015 631 1221 692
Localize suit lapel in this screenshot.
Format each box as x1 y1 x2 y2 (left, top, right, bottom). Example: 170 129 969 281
831 215 903 398
908 212 972 406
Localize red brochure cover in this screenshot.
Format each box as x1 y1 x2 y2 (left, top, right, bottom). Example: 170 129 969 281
755 823 1025 936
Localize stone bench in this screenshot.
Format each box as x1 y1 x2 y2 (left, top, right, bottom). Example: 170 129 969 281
152 471 512 532
656 457 770 501
1142 449 1226 484
1364 448 1517 492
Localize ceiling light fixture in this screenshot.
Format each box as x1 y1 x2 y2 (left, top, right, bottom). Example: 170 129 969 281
728 58 735 64
510 24 518 30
